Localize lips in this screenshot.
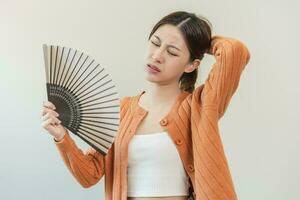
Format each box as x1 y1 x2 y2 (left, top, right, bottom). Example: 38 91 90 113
147 64 161 72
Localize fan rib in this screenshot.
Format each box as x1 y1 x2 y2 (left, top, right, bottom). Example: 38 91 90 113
50 46 53 84
79 98 119 109
79 92 118 106
68 59 94 92
76 131 108 155
55 47 65 86
64 52 84 89
53 46 59 85
66 55 89 91
61 50 77 88
81 111 119 115
71 62 98 94
79 84 114 103
79 124 115 139
76 78 111 100
74 64 104 95
80 105 119 112
42 45 50 83
78 127 114 147
79 115 119 120
58 48 71 87
80 121 117 133
81 118 119 127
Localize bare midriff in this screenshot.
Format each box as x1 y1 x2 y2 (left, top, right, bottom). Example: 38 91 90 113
127 196 188 200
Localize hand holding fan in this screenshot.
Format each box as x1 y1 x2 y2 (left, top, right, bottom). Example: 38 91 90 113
42 44 120 155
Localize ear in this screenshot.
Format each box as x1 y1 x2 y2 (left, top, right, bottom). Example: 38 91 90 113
184 59 201 73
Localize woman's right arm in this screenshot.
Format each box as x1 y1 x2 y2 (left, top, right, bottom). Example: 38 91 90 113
54 130 105 188
41 101 105 188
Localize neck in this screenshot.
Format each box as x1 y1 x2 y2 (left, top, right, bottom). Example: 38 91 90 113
144 82 183 106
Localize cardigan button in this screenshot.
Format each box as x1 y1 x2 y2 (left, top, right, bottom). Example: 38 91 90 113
160 118 168 126
175 139 183 145
188 164 194 172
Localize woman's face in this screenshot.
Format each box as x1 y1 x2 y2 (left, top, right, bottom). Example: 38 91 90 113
143 24 198 85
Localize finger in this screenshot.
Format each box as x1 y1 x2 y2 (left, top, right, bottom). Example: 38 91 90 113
41 107 59 117
42 119 58 133
42 117 61 128
43 101 56 110
42 118 54 130
41 112 50 121
50 116 61 125
42 113 61 124
41 113 50 121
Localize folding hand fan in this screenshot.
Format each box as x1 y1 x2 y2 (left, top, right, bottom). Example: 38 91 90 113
43 44 120 155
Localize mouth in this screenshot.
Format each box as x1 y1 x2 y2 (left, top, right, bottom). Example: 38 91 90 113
147 64 161 72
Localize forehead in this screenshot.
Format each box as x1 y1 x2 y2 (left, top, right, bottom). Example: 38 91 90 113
152 24 186 47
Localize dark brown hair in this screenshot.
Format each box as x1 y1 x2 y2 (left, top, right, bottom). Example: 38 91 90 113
148 11 212 93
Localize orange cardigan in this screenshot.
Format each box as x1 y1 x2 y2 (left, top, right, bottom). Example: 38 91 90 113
54 35 251 200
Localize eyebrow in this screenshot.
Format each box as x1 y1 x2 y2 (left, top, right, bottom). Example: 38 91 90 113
153 35 181 51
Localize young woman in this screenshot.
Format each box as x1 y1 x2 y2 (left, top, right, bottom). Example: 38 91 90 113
41 11 250 200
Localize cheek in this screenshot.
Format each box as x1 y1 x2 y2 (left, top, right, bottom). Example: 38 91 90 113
147 45 156 53
165 59 186 75
145 50 154 60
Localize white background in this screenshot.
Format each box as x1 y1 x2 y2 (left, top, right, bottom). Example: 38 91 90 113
0 0 299 199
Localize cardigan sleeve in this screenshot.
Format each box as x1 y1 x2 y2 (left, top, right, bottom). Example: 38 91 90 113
54 130 106 188
195 35 251 119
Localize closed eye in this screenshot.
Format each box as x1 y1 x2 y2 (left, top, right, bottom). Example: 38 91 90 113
151 41 159 46
150 41 178 56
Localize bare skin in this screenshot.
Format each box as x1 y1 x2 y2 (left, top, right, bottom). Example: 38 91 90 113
127 197 188 200
135 89 180 135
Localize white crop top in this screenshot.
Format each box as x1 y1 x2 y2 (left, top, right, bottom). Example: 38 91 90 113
127 131 190 197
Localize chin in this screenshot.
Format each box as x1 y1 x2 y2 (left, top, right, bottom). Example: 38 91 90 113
145 75 157 82
144 74 161 83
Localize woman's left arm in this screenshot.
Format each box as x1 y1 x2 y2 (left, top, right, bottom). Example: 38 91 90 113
200 35 251 119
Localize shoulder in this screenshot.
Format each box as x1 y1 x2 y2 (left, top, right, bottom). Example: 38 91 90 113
120 96 131 107
119 91 142 120
120 91 143 111
120 90 143 107
119 96 132 116
182 84 205 105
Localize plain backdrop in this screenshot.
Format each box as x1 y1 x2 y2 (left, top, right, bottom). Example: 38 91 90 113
0 0 299 199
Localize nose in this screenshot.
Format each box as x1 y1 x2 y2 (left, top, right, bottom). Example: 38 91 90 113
151 48 164 63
